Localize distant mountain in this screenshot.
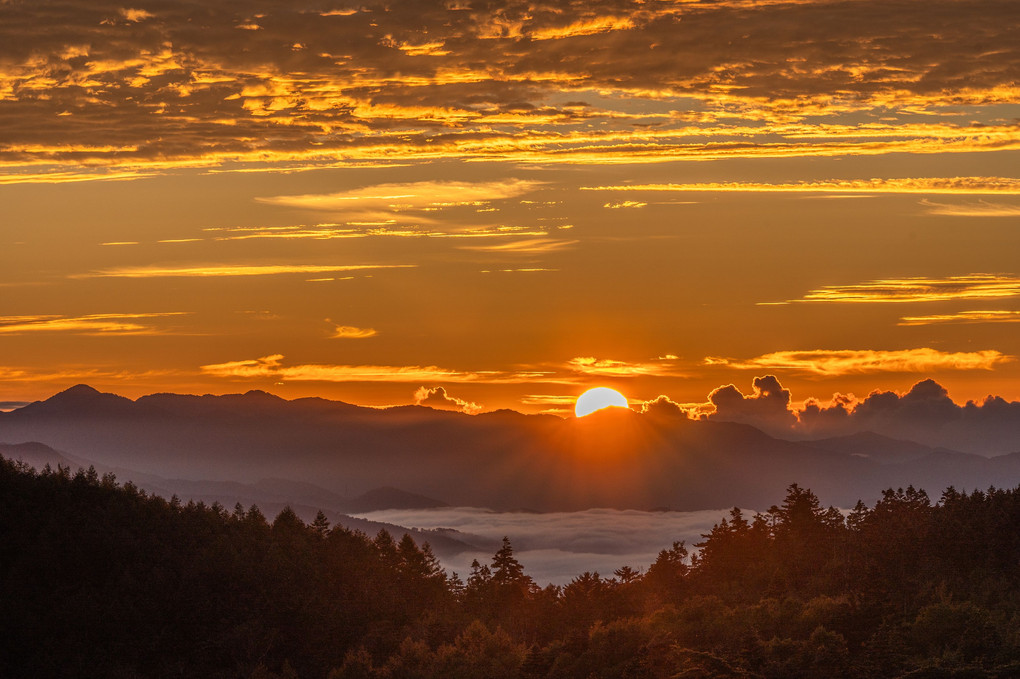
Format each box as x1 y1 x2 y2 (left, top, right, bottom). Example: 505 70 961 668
346 486 448 513
803 431 953 465
0 441 80 470
0 439 471 557
3 385 1020 511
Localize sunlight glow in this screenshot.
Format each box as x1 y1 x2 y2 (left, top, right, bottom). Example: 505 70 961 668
575 387 629 417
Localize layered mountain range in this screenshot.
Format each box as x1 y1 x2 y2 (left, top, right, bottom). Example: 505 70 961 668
2 385 1019 516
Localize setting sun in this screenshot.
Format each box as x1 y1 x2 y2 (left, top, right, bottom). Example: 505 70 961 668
575 387 630 417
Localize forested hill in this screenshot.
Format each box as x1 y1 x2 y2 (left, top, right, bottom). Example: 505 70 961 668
2 457 1020 679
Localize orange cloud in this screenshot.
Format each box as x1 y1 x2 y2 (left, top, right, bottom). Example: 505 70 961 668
584 177 1020 195
566 356 684 378
459 238 577 254
768 275 1020 305
79 264 415 278
707 348 1012 376
920 200 1020 217
0 312 188 335
330 325 378 339
256 180 542 217
200 354 557 384
413 386 482 414
2 0 1016 173
898 310 1020 326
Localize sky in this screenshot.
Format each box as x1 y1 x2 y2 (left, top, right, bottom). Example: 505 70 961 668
1 0 1019 419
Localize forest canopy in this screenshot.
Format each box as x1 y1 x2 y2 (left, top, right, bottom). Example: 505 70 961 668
1 457 1019 679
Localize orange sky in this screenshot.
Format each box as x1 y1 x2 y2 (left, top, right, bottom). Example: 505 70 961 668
1 0 1019 416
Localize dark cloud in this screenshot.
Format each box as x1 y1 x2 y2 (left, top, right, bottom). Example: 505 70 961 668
1 0 1015 167
413 386 482 415
706 375 798 434
702 375 1020 455
640 394 690 420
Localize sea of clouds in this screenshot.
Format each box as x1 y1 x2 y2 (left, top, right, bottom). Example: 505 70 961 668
354 507 737 586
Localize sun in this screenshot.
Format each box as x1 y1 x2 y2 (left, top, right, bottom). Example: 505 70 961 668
575 387 630 417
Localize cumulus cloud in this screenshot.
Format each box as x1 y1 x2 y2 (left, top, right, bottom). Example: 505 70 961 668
413 386 483 415
706 376 799 433
639 395 691 420
697 375 1020 455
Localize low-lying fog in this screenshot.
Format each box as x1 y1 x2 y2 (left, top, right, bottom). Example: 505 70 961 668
354 507 738 586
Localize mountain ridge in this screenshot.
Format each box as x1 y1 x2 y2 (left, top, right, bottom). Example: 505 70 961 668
3 385 1020 512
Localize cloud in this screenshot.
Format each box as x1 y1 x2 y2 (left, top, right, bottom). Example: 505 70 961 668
603 201 647 208
199 354 555 384
353 506 732 585
329 325 377 339
2 0 1016 172
920 200 1020 217
764 274 1020 304
521 394 578 406
706 376 798 433
78 264 415 278
567 356 684 378
257 180 542 220
458 238 577 254
707 348 1011 376
413 386 483 415
0 312 188 335
798 379 1020 455
584 178 1020 195
692 375 1020 455
0 365 174 384
639 395 692 419
898 310 1020 326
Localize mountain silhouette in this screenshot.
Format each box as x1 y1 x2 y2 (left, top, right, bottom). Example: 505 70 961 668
2 385 1019 511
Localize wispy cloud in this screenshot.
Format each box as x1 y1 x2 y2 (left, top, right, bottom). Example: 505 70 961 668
763 274 1020 305
0 312 189 335
0 365 175 383
200 354 557 384
898 310 1020 326
920 199 1020 217
706 348 1012 376
329 325 377 339
566 356 685 378
78 264 415 278
459 238 577 254
584 178 1020 195
257 180 542 219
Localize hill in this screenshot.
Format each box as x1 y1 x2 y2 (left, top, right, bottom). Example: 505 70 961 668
3 385 1020 511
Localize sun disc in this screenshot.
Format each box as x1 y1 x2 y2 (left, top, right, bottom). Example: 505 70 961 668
575 387 629 417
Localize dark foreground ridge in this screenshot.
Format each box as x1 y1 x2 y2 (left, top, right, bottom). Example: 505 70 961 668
2 457 1020 678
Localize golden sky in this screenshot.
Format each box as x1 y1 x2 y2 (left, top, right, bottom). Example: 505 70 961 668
1 0 1019 417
